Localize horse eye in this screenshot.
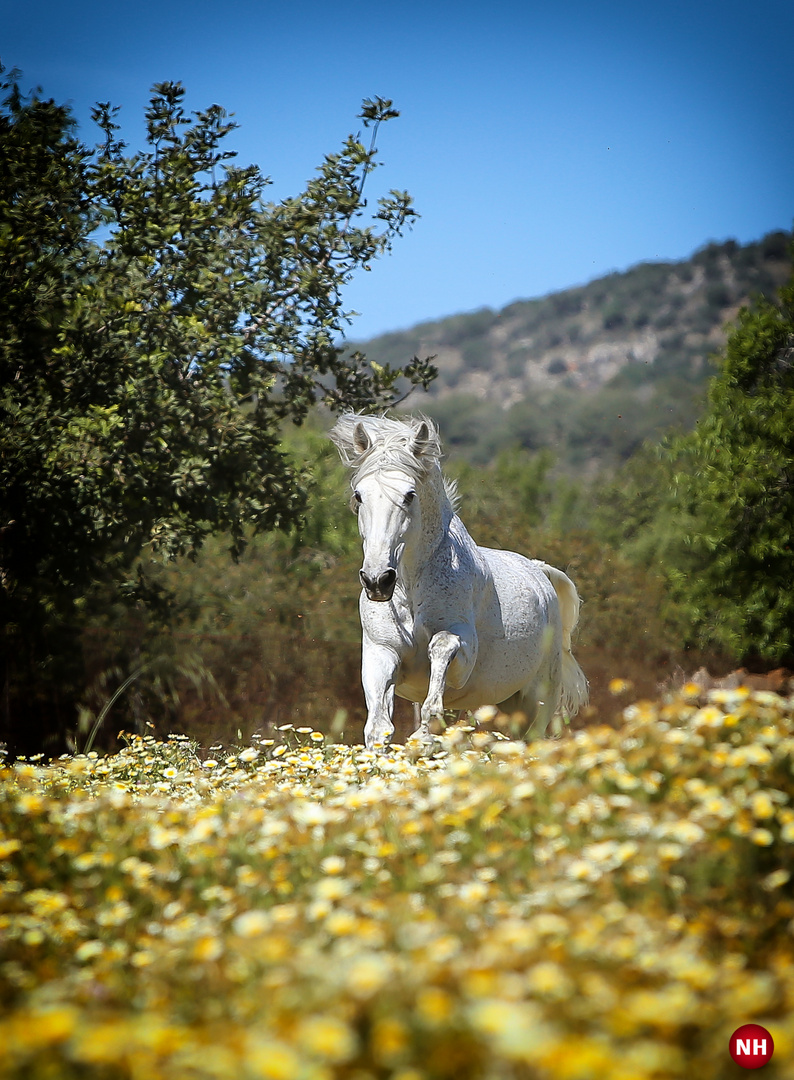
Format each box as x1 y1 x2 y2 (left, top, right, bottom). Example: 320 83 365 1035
404 490 416 506
351 490 362 513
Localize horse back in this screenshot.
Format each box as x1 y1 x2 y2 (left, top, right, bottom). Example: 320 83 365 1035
477 547 559 624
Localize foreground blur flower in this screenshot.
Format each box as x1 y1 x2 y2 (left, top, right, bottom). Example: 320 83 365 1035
232 910 270 937
320 855 345 875
295 1015 357 1063
1 687 793 1080
750 828 774 847
609 678 633 695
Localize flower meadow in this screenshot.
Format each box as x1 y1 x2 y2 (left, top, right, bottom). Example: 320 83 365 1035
2 687 794 1080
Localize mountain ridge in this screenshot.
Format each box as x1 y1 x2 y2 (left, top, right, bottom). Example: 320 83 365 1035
349 229 792 467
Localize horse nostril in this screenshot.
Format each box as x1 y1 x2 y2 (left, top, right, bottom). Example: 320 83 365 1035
378 569 397 592
360 568 397 599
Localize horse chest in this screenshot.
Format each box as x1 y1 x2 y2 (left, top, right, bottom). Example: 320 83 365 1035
360 589 418 654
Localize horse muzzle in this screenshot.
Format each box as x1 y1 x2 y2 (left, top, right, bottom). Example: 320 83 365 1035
360 567 397 602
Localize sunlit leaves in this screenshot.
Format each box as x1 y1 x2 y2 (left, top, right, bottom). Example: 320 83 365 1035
0 68 435 748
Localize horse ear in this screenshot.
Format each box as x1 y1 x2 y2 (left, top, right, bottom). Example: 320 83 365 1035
353 422 370 456
411 421 431 460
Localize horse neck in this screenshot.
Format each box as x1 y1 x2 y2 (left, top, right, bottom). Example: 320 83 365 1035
400 466 452 590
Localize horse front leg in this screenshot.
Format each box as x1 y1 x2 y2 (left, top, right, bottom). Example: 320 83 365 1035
361 642 399 750
412 626 477 751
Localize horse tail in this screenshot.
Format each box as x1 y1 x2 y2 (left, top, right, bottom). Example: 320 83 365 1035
541 564 589 718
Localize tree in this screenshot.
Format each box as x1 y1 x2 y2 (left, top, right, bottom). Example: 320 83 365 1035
663 257 794 661
0 68 435 750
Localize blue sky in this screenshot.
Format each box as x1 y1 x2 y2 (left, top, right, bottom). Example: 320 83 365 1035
4 0 792 340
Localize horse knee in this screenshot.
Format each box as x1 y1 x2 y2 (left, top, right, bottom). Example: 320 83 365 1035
428 631 459 665
429 629 476 690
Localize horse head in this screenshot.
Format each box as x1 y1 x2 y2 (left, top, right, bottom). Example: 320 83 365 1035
329 415 439 602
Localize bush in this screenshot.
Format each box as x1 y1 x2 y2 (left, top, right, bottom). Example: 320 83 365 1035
602 307 626 330
663 266 794 662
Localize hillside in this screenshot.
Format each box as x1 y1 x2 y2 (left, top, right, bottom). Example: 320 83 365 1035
350 230 792 467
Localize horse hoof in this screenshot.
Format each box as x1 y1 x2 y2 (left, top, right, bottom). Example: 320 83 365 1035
406 730 443 759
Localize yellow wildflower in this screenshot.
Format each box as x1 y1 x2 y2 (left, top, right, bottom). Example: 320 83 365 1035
192 935 223 961
232 910 270 937
314 876 351 901
750 791 776 819
295 1015 357 1063
526 961 575 1000
324 910 358 936
371 1017 409 1064
761 868 790 891
346 954 392 998
417 986 454 1026
750 828 774 846
319 855 345 875
247 1039 303 1080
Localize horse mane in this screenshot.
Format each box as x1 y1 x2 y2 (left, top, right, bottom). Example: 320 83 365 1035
328 413 460 511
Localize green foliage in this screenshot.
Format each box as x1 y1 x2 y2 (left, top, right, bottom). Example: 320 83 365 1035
594 256 794 665
67 419 368 749
0 67 435 751
661 267 794 661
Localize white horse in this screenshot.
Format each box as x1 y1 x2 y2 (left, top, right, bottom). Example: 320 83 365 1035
329 414 588 750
